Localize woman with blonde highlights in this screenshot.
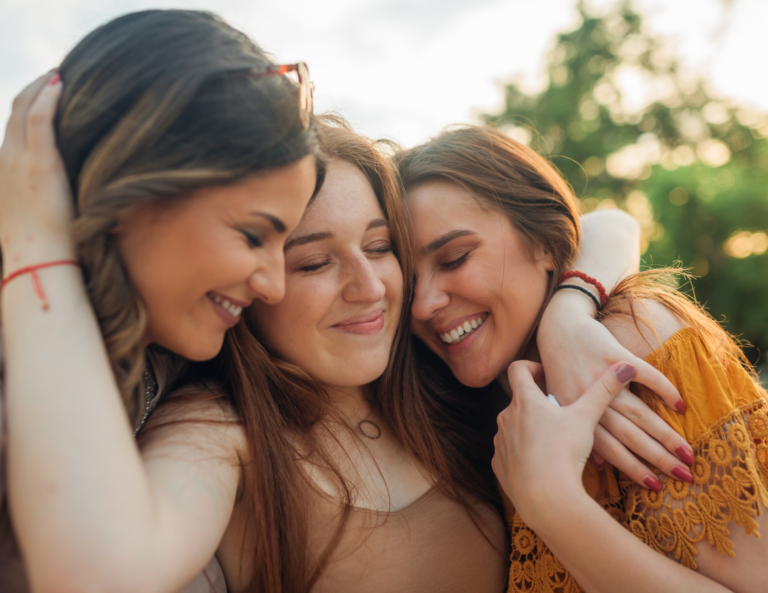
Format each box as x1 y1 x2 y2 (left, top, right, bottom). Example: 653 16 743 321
398 125 768 592
0 9 320 592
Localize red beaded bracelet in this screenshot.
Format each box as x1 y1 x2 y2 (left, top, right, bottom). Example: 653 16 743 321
2 260 81 310
558 270 609 307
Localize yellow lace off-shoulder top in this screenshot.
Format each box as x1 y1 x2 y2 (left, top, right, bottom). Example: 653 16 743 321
503 327 768 593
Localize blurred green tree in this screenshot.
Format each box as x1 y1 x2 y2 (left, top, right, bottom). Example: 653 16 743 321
483 0 768 368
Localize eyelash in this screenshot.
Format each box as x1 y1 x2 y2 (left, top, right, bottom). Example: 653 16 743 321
440 251 471 271
366 244 394 256
240 230 263 248
297 244 394 274
298 260 330 273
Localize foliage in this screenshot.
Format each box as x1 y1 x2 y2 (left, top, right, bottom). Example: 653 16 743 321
483 0 768 367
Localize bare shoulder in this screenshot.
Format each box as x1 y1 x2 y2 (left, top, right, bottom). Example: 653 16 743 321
601 299 689 360
138 385 247 463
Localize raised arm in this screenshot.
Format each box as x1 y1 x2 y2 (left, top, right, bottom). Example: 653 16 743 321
1 76 238 593
573 208 642 282
537 209 694 488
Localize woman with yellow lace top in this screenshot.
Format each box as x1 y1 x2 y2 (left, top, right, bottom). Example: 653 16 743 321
397 126 768 592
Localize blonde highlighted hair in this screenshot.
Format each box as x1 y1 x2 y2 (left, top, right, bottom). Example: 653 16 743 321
49 10 322 422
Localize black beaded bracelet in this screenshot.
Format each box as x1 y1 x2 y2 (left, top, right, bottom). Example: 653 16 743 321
554 284 602 312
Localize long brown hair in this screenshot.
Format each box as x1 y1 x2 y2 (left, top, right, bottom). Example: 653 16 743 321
44 10 321 423
207 114 503 592
397 125 761 387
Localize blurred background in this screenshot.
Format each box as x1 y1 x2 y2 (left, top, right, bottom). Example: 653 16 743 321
1 0 766 374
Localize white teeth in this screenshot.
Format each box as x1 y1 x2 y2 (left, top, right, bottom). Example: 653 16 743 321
438 315 487 344
211 295 242 318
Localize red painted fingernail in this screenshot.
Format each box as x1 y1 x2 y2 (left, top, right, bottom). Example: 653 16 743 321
675 399 687 414
676 445 695 466
672 466 693 482
615 363 636 383
644 475 663 492
48 73 60 86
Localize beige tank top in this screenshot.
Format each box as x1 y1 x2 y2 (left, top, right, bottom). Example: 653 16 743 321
306 485 509 592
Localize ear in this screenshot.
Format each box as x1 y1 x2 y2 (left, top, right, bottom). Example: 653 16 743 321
532 242 554 273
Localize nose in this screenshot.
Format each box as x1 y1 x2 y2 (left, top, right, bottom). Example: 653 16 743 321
246 247 286 305
411 273 449 321
342 254 386 303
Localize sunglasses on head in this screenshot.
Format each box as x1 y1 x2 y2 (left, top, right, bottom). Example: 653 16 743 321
252 62 314 129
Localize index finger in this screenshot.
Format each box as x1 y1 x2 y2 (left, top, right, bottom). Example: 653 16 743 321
631 357 685 414
2 72 54 151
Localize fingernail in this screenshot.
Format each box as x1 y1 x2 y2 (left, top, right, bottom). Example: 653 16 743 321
672 466 693 482
615 363 636 384
643 475 663 492
675 399 687 414
595 461 604 472
48 73 60 86
676 445 695 466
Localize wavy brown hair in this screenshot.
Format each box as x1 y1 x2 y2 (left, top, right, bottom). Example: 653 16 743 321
397 125 762 388
40 10 323 423
202 114 504 592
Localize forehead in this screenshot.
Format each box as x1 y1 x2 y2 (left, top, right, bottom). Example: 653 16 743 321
407 180 502 240
293 159 384 232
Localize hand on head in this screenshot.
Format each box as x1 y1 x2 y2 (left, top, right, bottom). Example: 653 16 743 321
0 71 75 264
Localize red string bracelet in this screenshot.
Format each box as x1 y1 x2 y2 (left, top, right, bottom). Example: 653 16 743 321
2 260 81 311
558 270 609 307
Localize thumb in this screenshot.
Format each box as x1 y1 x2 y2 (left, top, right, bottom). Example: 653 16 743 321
572 362 636 427
506 360 546 400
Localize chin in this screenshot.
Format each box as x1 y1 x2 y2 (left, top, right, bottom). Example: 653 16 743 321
168 333 226 362
326 359 391 388
449 362 501 389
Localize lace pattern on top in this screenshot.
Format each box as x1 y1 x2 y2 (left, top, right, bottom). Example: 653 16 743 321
620 399 768 570
506 399 768 593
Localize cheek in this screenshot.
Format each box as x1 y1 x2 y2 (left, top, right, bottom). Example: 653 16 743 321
248 279 327 359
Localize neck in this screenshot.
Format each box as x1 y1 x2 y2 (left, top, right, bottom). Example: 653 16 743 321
327 384 371 425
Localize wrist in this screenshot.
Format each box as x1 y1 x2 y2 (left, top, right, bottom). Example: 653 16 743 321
539 289 596 340
527 487 597 539
1 236 77 275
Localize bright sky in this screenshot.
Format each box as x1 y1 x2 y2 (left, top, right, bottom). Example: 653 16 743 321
1 0 766 148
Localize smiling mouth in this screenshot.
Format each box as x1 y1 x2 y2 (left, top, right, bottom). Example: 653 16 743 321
439 315 487 345
208 293 243 318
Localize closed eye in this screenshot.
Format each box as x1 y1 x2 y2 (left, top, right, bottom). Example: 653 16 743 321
440 250 471 271
298 259 331 273
365 241 394 257
240 229 263 248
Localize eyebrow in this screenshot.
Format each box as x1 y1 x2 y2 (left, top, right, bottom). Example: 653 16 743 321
367 218 389 231
421 229 478 256
284 232 334 251
251 212 287 233
284 219 389 252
